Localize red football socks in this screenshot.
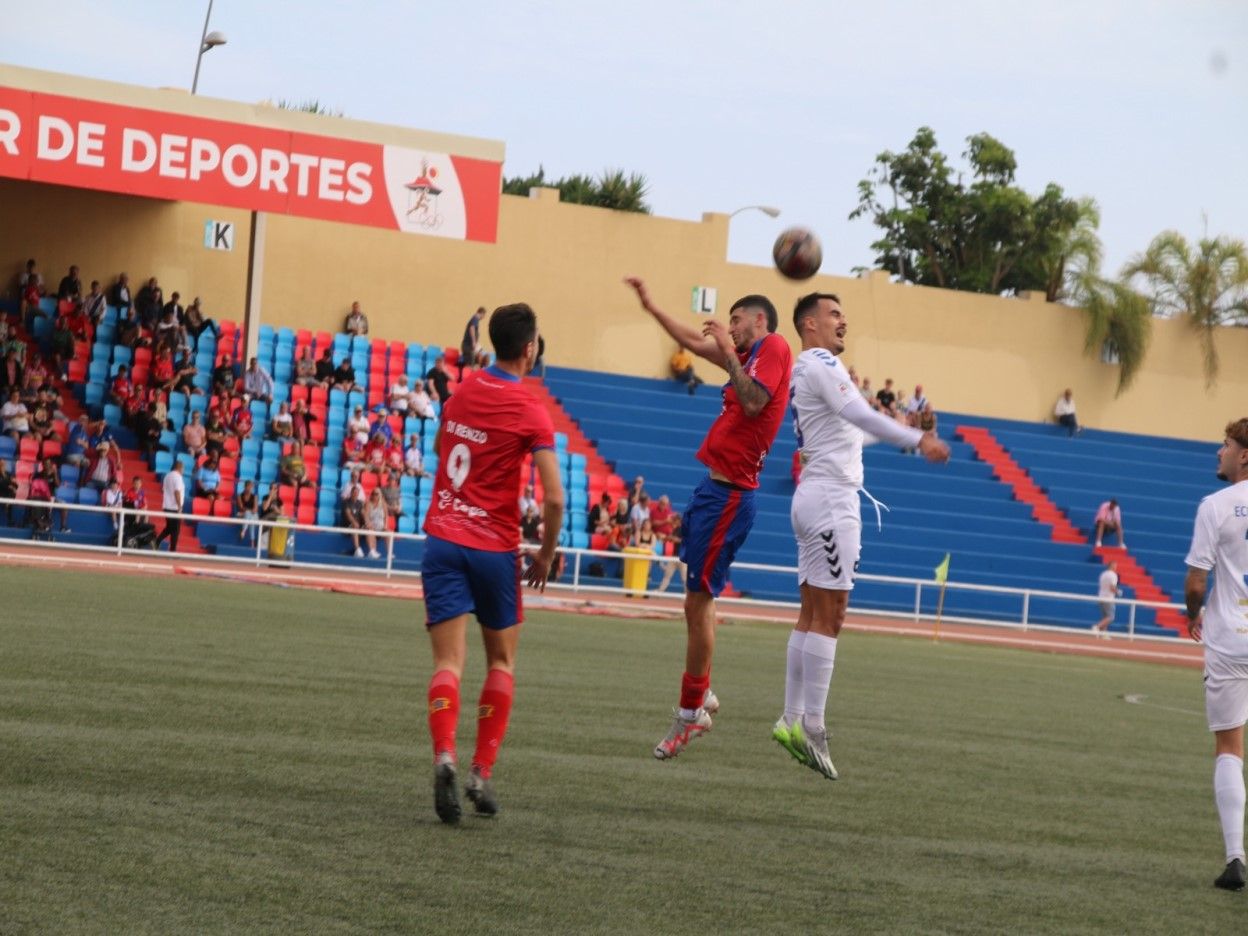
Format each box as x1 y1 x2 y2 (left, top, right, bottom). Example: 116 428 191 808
472 668 515 779
427 669 460 760
680 671 710 712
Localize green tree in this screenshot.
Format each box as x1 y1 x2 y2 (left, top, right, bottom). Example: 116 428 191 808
1122 231 1248 386
1070 270 1153 396
274 99 344 117
851 128 1093 296
503 167 651 214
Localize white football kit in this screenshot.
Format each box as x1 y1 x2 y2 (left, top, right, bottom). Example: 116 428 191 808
789 348 922 591
1185 480 1248 731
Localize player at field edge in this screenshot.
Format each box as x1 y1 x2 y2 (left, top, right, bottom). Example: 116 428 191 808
420 303 564 824
1184 417 1248 890
778 293 949 779
623 276 792 761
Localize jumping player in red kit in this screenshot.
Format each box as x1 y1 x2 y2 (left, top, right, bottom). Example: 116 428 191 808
421 303 564 824
624 277 792 760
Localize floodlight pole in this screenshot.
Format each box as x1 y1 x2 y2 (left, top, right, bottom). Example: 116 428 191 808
191 0 217 95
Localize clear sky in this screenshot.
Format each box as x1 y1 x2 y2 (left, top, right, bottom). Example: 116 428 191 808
4 0 1245 278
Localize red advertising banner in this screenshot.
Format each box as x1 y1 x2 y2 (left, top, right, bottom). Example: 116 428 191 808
0 86 502 242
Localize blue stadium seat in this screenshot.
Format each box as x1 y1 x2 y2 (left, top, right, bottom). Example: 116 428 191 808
261 441 281 463
238 457 259 481
259 461 278 484
276 327 295 344
77 488 99 505
317 507 337 527
258 324 275 342
398 516 417 534
0 437 15 459
84 384 105 408
111 346 132 365
154 452 174 476
103 404 122 426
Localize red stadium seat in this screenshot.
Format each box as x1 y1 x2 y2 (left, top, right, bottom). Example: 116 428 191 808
18 437 38 460
133 347 152 367
443 347 459 368
385 515 396 532
130 365 149 386
367 388 385 410
212 498 232 517
219 457 238 481
371 338 387 356
41 439 62 460
296 503 314 526
314 331 332 353
191 497 211 516
223 436 240 457
66 360 87 383
279 484 296 505
295 329 312 346
309 421 326 444
591 534 609 551
290 385 310 405
309 386 328 408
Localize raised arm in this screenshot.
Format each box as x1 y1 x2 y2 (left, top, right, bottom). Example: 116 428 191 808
623 277 725 367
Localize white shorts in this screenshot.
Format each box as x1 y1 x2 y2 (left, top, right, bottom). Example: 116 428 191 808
791 481 861 592
1204 647 1248 732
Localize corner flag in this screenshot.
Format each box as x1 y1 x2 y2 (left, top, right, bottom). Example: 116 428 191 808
934 553 951 584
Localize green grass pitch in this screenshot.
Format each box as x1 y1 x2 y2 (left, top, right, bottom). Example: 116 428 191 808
0 566 1242 934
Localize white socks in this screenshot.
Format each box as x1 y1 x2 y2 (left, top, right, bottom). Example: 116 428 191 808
800 632 838 731
1214 753 1246 862
783 631 806 725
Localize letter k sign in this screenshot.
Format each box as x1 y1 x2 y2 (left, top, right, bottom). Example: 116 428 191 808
204 220 234 251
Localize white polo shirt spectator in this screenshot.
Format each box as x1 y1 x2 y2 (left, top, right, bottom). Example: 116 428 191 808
162 467 185 511
389 375 413 413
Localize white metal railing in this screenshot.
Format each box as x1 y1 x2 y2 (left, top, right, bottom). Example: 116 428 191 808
0 496 1189 642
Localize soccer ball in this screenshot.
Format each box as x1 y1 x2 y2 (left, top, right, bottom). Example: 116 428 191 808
772 227 823 281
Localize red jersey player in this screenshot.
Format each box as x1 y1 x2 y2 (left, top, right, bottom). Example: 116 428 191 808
421 303 564 824
624 277 792 760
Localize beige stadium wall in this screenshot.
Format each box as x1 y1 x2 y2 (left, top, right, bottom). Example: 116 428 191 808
0 178 252 317
3 177 1244 442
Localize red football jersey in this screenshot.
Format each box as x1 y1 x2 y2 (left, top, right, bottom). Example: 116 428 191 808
423 366 555 551
696 332 792 489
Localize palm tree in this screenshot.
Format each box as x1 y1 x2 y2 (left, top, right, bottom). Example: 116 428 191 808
1071 270 1153 396
1040 197 1102 302
1122 231 1248 386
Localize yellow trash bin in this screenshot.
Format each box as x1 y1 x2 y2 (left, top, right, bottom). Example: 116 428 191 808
268 517 292 560
622 545 653 595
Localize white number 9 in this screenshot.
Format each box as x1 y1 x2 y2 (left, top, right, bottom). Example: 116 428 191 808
448 443 471 491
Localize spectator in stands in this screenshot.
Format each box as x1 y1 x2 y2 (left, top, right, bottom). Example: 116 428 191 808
1 350 24 397
116 305 142 349
342 434 366 471
87 418 115 450
57 265 82 302
280 440 312 489
424 353 452 403
20 274 44 335
171 349 199 401
588 492 612 535
230 399 254 442
341 474 367 556
348 405 370 445
161 291 184 324
1093 560 1120 637
401 434 427 479
917 402 937 435
383 436 405 476
290 399 315 446
41 456 70 532
183 298 218 341
611 497 631 529
26 467 54 537
368 406 394 444
521 504 542 545
0 459 15 525
905 384 928 421
64 415 90 470
315 348 336 387
204 410 228 457
605 511 631 576
195 453 223 506
630 492 651 531
408 379 436 423
876 378 897 414
151 346 176 395
270 401 293 441
182 410 207 459
655 514 685 594
133 400 165 459
23 352 47 393
243 357 274 403
1094 498 1125 548
109 273 132 315
83 440 121 491
627 475 646 509
259 483 283 523
154 308 181 353
631 517 658 552
860 377 875 408
2 389 29 442
670 345 703 395
83 280 106 327
460 306 487 375
122 477 157 549
650 494 674 540
519 483 538 517
345 301 369 336
212 354 237 396
294 348 319 388
332 356 357 395
18 258 44 296
364 432 387 471
235 480 258 544
1054 388 1081 436
103 477 124 532
135 277 161 330
381 472 404 520
388 373 413 414
363 487 387 558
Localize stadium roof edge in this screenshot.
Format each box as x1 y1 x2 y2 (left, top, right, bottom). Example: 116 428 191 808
0 62 505 163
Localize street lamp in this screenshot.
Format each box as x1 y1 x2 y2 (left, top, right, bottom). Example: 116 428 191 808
191 0 227 95
729 205 781 219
